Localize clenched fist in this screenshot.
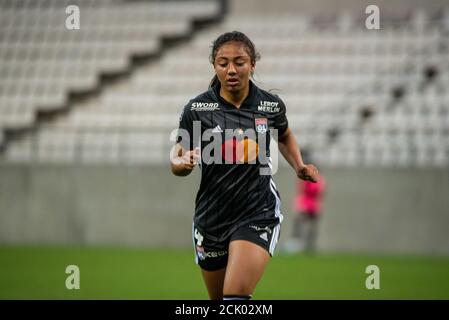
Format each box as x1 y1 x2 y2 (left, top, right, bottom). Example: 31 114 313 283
297 164 319 183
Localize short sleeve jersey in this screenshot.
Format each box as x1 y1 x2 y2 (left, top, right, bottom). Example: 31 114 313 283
177 81 289 242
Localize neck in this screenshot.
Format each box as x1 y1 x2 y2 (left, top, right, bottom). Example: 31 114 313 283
219 85 250 109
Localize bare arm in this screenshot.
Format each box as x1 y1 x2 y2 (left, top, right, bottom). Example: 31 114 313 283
277 128 319 182
170 144 200 177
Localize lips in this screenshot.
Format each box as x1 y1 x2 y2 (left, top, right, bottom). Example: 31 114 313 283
226 78 239 86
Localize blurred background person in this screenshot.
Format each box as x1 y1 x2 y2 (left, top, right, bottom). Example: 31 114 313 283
285 149 326 254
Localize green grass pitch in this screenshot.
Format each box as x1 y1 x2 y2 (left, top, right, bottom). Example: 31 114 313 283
1 246 448 299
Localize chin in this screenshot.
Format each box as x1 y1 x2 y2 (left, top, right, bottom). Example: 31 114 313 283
226 85 242 93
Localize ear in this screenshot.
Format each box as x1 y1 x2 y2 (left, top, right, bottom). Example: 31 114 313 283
250 62 256 73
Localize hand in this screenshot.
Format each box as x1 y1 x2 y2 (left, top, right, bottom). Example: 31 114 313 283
297 164 319 183
181 147 200 170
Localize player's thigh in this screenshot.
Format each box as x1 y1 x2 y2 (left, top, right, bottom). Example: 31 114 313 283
201 267 226 300
223 240 270 295
192 226 228 299
223 221 279 295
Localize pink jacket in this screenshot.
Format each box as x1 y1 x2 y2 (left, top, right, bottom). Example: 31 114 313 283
294 177 326 215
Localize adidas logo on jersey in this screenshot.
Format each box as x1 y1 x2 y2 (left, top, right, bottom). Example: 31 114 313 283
260 232 268 242
212 125 223 133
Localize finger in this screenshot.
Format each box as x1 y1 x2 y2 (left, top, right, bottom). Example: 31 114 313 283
306 171 318 182
183 154 193 165
185 161 195 169
306 174 315 182
189 152 200 166
193 152 201 162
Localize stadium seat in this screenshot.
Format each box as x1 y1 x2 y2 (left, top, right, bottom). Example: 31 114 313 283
1 4 448 167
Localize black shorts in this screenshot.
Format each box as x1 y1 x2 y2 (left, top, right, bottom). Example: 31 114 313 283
192 221 281 271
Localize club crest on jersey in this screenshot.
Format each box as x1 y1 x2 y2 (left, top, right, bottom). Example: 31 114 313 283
255 118 268 134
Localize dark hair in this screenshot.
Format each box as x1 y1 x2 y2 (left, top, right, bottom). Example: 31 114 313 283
209 31 260 88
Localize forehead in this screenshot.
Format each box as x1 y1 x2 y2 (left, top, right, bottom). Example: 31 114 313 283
215 41 250 59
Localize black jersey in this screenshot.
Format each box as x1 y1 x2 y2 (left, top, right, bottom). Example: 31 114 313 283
177 81 289 243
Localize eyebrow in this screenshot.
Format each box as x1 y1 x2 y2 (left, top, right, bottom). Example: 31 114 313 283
216 56 248 60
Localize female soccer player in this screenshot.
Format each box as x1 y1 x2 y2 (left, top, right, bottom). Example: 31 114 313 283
171 31 319 300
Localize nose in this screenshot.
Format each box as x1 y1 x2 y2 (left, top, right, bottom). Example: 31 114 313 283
227 63 237 75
